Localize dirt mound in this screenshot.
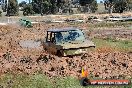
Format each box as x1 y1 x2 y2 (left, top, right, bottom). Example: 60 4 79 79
0 24 132 79
0 51 132 79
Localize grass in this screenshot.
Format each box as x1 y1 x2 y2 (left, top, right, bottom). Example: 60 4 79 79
0 73 53 88
88 21 132 28
92 38 132 52
0 73 132 88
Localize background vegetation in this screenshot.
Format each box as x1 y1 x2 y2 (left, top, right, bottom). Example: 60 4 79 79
0 0 132 16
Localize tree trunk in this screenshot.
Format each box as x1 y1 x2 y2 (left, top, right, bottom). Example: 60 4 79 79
108 5 113 14
87 4 91 13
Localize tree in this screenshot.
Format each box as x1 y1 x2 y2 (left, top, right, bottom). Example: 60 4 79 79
41 0 51 15
2 2 7 12
100 1 103 3
23 4 35 16
79 0 98 13
114 0 127 13
32 0 40 14
19 1 27 7
32 0 67 15
56 0 66 9
90 0 98 13
50 0 58 14
29 0 31 3
104 0 129 13
6 0 19 16
104 0 114 14
60 0 73 14
56 0 66 12
126 0 132 11
32 0 52 15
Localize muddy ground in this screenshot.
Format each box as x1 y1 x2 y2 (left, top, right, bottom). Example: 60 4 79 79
0 23 132 79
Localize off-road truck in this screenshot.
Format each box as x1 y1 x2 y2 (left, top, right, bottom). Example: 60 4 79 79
43 27 95 56
19 18 33 28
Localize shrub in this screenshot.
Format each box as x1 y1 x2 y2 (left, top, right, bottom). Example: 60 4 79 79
23 4 35 16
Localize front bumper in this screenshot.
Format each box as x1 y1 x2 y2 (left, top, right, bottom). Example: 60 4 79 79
63 48 87 56
62 46 95 56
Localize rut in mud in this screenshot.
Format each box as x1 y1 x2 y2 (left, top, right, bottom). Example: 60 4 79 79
0 51 132 79
0 23 132 79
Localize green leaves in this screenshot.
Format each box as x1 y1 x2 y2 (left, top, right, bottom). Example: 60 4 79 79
23 4 35 16
79 0 98 13
6 0 19 16
104 0 131 13
79 0 94 6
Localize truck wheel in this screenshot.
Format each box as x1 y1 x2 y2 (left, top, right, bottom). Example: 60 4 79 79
56 50 62 57
44 48 47 51
80 77 90 86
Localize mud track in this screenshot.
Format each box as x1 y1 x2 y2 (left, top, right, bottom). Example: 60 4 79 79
0 23 132 79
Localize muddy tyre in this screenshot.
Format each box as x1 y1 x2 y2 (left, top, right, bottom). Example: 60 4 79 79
56 50 63 57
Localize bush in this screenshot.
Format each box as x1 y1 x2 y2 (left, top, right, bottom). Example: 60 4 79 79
6 0 19 16
23 4 35 16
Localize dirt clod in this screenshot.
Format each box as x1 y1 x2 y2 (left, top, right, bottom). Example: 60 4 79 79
0 23 132 79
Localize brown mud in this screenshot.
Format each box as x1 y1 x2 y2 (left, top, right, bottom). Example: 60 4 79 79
0 23 132 79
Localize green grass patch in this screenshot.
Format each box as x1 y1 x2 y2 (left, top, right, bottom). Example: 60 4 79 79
88 21 132 28
0 73 53 88
92 38 132 52
0 73 132 88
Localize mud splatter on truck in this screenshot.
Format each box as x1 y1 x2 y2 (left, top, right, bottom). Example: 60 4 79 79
43 27 95 56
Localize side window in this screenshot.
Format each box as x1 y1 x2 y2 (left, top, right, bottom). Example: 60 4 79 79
55 32 63 43
47 32 51 42
51 32 56 43
46 32 56 43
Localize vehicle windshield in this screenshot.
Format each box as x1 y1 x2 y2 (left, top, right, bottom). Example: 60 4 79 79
55 30 85 44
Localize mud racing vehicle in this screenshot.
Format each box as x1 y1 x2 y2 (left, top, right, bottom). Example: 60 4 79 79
19 18 33 28
43 27 95 56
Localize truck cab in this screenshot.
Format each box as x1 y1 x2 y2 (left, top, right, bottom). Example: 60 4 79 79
43 27 95 56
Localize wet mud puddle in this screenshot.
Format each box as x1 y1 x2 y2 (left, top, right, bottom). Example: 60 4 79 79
19 40 41 48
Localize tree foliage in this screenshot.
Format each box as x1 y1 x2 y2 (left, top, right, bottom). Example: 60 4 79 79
114 0 127 13
6 0 19 16
19 1 27 7
2 2 7 12
79 0 93 6
104 0 130 13
126 0 132 10
1 0 18 15
32 0 70 15
90 0 98 13
23 4 35 16
104 0 114 13
32 0 51 14
79 0 98 13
